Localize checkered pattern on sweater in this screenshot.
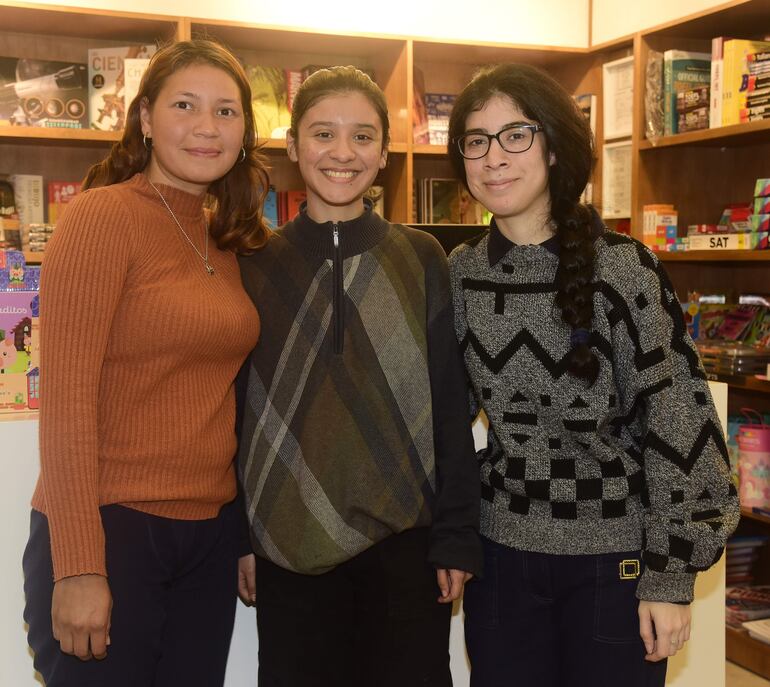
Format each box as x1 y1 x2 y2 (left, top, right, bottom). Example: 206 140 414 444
449 228 740 602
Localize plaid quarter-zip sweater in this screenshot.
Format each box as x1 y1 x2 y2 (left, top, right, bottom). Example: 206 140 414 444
237 204 482 576
449 218 740 603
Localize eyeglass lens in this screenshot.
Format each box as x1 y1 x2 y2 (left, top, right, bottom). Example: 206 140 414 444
458 125 536 159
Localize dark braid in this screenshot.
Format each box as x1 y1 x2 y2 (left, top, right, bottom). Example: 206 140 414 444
448 63 599 384
552 200 599 385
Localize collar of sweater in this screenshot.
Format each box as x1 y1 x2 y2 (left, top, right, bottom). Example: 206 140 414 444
131 172 207 222
280 199 389 260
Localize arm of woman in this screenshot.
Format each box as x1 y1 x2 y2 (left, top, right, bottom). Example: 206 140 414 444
40 189 135 657
600 239 740 654
424 239 482 585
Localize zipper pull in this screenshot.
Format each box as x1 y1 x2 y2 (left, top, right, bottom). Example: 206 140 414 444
332 223 343 354
333 224 339 248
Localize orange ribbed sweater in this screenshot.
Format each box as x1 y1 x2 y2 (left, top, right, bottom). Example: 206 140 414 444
31 173 260 581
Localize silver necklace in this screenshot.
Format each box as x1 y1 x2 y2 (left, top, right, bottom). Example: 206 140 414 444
147 179 214 275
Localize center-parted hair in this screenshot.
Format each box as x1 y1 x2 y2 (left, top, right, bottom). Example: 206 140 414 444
82 38 270 254
448 63 600 385
289 65 390 148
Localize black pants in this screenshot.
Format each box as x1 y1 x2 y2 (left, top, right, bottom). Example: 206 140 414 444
463 537 668 687
23 502 238 687
254 527 452 687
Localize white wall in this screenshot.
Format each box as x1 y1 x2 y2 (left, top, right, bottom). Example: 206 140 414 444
592 0 727 45
23 0 589 48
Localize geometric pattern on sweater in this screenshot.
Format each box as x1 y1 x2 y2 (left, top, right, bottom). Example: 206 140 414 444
238 226 438 575
449 228 740 602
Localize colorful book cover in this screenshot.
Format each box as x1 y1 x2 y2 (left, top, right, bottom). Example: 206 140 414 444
286 190 306 222
663 50 711 135
47 181 81 225
429 179 461 223
425 93 455 146
88 45 156 131
722 39 770 126
0 57 88 128
285 69 302 112
246 65 291 139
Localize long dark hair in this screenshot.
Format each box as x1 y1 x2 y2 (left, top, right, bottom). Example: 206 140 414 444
82 39 270 253
448 63 599 385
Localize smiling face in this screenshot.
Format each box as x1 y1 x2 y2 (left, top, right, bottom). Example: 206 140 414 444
140 63 246 196
287 91 387 223
462 94 552 237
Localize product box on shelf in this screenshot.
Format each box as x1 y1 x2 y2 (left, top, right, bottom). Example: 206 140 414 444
10 174 44 226
48 181 81 225
0 56 88 128
0 251 39 413
88 45 156 131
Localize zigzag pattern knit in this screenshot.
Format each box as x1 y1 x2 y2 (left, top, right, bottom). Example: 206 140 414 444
449 226 740 602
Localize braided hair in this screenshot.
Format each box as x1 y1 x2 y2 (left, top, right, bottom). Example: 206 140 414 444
448 63 599 384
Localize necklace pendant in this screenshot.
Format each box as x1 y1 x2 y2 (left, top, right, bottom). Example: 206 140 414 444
205 263 215 275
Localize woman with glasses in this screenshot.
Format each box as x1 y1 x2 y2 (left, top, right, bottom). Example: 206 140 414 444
447 63 739 687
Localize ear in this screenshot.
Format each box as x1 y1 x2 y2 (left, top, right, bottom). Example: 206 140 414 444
139 97 151 137
379 148 388 170
286 130 298 163
549 151 556 166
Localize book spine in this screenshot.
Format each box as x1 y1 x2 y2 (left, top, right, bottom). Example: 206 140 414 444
664 51 674 135
710 37 726 128
723 41 738 126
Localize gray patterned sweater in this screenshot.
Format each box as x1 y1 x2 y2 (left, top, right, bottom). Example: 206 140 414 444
449 221 740 603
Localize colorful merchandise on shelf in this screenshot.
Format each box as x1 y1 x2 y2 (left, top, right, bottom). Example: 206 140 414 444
663 49 711 135
0 56 88 128
0 250 39 413
10 174 44 226
723 39 770 126
47 181 81 225
88 44 156 131
737 410 770 510
425 93 455 145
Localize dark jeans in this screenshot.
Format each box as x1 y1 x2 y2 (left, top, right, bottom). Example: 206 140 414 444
23 502 239 687
254 527 452 687
463 537 667 687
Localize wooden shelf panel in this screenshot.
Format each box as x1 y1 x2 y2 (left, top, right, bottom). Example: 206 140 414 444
658 251 770 262
412 39 586 67
641 0 770 42
23 252 43 264
704 373 770 395
741 508 770 527
726 625 770 681
0 126 119 144
639 120 770 150
0 2 180 41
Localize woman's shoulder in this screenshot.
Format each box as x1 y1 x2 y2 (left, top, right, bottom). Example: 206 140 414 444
594 230 661 282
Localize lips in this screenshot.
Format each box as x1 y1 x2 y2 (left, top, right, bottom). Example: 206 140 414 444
185 148 221 157
322 169 358 180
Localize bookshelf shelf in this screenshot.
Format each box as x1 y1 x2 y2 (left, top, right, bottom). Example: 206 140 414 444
0 126 120 144
726 617 770 680
23 252 42 265
638 119 770 150
705 374 770 396
658 251 770 262
741 508 770 527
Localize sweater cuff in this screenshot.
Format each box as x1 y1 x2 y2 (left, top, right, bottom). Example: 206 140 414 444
427 528 484 578
636 568 696 603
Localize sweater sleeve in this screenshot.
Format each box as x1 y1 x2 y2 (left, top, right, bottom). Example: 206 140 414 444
599 239 740 603
39 189 135 581
424 241 482 576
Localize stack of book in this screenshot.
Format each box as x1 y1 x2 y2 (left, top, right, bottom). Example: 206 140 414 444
742 618 770 645
726 584 770 627
725 536 769 588
712 38 770 127
642 204 680 251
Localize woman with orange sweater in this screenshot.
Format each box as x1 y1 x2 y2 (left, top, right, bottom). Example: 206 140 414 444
22 39 269 687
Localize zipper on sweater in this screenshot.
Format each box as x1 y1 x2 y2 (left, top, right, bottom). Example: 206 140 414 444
332 223 344 354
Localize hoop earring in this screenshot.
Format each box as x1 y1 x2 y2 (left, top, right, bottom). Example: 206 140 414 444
238 146 246 163
143 133 152 150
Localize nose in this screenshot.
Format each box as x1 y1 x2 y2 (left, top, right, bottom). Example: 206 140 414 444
193 110 219 137
329 137 355 161
484 137 508 168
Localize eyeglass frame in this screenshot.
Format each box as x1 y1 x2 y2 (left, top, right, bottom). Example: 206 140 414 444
454 123 545 160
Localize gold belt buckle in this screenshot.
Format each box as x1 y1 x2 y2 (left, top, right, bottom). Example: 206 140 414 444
619 559 640 580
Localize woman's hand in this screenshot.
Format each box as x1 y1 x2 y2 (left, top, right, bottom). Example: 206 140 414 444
238 553 256 606
52 574 112 660
436 569 473 604
638 600 691 662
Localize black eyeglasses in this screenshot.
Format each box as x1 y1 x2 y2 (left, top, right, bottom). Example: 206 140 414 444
454 123 544 159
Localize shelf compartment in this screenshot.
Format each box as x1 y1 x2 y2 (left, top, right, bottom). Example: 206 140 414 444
639 120 770 150
0 126 119 144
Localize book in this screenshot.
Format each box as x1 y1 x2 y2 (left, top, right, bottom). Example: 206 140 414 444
743 618 770 645
123 58 150 113
722 39 770 126
285 69 302 112
425 93 455 146
47 181 81 225
263 188 278 229
710 37 730 128
663 50 711 135
286 190 306 222
0 56 88 128
364 185 384 216
246 65 291 139
687 231 767 250
88 45 156 131
9 175 43 226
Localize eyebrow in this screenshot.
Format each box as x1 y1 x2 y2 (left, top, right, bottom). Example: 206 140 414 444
307 120 378 130
463 120 531 133
174 91 239 104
